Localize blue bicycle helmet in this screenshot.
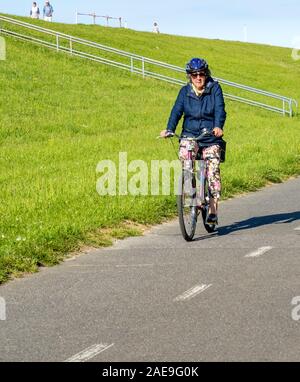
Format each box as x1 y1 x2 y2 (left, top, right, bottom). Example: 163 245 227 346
186 57 208 74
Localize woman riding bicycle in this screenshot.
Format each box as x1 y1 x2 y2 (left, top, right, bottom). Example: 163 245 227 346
160 57 226 225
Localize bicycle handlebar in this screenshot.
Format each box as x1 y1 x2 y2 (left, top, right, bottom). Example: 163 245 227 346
158 128 214 141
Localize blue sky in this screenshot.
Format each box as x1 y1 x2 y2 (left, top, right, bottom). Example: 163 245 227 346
1 0 300 48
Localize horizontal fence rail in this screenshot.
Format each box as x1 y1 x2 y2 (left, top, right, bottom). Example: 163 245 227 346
75 11 122 27
0 15 297 116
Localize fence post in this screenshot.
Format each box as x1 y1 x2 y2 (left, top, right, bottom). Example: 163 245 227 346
56 34 59 51
70 37 73 55
142 58 145 78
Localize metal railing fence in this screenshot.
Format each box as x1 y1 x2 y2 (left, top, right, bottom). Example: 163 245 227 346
75 11 122 27
0 15 297 116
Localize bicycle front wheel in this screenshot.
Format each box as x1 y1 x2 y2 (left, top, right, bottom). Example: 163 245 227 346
177 170 197 241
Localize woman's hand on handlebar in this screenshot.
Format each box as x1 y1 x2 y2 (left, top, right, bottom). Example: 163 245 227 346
213 127 223 138
160 130 174 138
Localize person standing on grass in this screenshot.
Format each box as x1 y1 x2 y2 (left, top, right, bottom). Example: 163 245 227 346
43 1 54 22
153 22 160 33
30 2 40 19
160 58 226 225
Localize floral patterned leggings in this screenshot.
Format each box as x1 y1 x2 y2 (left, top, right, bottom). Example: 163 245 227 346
179 141 221 200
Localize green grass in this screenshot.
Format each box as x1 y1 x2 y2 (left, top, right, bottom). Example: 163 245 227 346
0 15 300 283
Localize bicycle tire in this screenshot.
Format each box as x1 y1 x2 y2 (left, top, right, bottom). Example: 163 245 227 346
177 170 197 241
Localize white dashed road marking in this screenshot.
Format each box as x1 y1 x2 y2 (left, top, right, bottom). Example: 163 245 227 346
65 343 114 362
115 264 154 268
294 226 300 231
245 246 273 258
174 284 212 302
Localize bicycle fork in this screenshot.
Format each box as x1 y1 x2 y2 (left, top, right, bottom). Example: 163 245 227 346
197 159 206 206
183 143 206 208
182 143 196 206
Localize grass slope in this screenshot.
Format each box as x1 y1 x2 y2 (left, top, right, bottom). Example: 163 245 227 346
0 15 299 283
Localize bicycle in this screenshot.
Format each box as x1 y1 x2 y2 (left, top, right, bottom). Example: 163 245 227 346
163 129 225 241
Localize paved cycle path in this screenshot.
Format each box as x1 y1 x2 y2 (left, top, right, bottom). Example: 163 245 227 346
0 177 299 362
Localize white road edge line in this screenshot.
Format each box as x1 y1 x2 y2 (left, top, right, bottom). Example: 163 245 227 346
294 226 300 231
65 343 114 362
174 284 212 302
245 246 273 258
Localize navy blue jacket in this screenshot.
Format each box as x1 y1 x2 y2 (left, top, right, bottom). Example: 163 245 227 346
167 78 226 146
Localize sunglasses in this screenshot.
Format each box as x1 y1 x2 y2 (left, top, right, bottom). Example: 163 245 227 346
190 72 206 78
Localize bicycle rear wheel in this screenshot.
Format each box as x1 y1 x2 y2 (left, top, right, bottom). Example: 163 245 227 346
177 170 197 241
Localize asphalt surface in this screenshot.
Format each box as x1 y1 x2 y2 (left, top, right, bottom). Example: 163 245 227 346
0 177 299 362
